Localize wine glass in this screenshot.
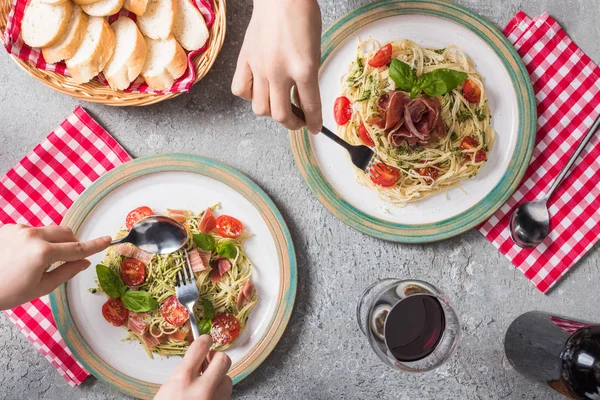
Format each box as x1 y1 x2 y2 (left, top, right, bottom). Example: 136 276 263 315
357 279 460 372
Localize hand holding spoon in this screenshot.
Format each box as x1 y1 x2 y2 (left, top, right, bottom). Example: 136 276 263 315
510 113 600 248
109 216 188 254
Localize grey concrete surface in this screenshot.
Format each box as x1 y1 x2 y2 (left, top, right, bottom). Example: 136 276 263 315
1 0 599 399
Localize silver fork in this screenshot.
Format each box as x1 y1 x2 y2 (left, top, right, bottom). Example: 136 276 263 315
291 104 377 172
175 250 200 341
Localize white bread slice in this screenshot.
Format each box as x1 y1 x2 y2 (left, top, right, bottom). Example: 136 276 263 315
21 0 72 48
103 17 146 90
137 0 176 40
42 5 89 64
123 0 148 16
173 0 208 51
66 17 115 84
141 35 186 90
81 0 124 16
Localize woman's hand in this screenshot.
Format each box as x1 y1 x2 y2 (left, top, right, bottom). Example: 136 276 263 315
155 335 232 400
232 0 322 134
0 224 111 310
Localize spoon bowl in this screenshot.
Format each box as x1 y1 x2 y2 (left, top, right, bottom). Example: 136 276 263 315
509 199 550 248
110 215 188 254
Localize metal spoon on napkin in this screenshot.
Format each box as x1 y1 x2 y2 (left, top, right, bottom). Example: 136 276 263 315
510 113 600 248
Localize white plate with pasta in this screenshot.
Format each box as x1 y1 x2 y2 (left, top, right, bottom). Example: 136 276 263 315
50 154 297 399
290 1 536 242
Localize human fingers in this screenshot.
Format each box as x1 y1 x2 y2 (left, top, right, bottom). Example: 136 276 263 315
178 335 212 376
251 77 270 117
212 375 233 400
269 81 304 130
49 236 112 262
31 225 77 243
231 60 253 101
196 352 232 394
38 259 91 295
295 79 322 134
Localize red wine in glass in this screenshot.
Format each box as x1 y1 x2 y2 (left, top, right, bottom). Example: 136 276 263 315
357 279 459 372
385 294 446 362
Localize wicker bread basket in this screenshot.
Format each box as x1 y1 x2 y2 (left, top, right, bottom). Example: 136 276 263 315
0 0 226 106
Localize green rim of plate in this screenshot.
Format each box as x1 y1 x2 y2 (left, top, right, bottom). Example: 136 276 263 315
49 154 297 399
290 0 536 243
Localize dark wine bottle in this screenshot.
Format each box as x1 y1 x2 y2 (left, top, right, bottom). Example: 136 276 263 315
504 311 600 399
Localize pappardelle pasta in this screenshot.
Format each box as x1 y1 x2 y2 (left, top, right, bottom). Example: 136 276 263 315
335 39 495 205
92 205 258 358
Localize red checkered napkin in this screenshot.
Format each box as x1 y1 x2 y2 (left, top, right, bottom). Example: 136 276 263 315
0 106 131 386
2 0 215 94
479 12 600 293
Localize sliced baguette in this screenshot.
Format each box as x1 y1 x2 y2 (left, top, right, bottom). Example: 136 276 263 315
72 0 102 5
42 5 89 64
137 0 176 40
103 17 146 90
41 0 69 5
173 0 208 51
123 0 148 16
141 35 186 90
21 0 72 48
66 16 115 84
81 0 124 16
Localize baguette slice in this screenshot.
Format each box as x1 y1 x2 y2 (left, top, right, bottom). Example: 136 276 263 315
72 0 103 5
42 5 89 64
21 0 72 48
123 0 148 16
137 0 176 40
173 0 208 51
66 17 115 84
103 17 147 90
41 0 69 5
81 0 124 16
141 35 186 90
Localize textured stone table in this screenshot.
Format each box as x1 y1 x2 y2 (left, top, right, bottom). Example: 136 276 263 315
1 1 599 399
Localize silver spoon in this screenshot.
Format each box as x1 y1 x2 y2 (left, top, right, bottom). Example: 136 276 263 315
109 215 188 254
510 113 600 248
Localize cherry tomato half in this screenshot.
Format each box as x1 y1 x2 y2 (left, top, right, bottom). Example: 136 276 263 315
215 215 243 239
333 96 352 126
199 208 216 233
121 258 146 286
357 123 375 147
474 150 487 163
210 313 241 346
369 162 400 187
417 167 439 181
368 43 393 68
125 206 153 230
462 79 482 104
102 298 128 327
460 136 480 151
161 296 189 327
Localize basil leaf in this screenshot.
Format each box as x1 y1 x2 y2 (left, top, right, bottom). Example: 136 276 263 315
410 86 422 99
121 290 159 312
197 300 214 334
216 241 238 259
420 69 467 97
389 59 417 92
96 264 127 298
203 299 214 320
198 318 212 335
193 233 216 251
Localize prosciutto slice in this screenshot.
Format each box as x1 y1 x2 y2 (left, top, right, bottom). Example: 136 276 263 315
113 244 154 265
376 91 445 147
